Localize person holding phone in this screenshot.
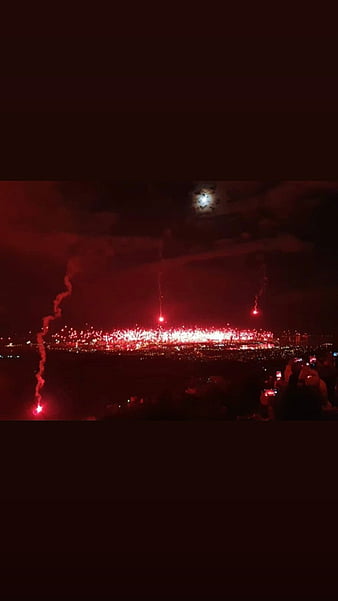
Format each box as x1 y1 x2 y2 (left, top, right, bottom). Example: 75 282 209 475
284 357 302 384
316 351 337 406
279 359 322 420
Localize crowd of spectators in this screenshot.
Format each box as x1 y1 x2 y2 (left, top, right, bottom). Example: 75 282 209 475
101 350 337 420
259 351 337 420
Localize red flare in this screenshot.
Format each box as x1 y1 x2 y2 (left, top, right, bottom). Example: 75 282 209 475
251 295 260 316
33 403 43 416
33 270 73 414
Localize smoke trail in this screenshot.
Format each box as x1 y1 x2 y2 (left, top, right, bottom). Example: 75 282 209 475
157 238 164 322
251 257 268 316
33 269 73 415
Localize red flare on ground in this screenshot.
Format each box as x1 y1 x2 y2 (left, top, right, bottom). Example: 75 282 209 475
33 403 43 416
158 315 164 323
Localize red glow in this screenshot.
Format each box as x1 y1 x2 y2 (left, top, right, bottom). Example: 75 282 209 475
251 293 260 317
51 325 275 351
158 315 164 323
33 403 43 416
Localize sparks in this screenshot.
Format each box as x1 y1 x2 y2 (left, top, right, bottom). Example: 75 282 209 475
50 325 274 352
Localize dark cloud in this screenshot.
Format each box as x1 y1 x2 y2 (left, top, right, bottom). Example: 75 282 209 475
0 182 117 263
218 181 338 218
270 284 338 332
130 233 312 277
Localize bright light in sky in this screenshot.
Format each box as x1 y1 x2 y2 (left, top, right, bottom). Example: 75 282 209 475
198 192 212 208
193 187 215 214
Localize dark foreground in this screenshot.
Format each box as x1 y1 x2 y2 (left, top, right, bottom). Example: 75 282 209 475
0 347 337 420
0 348 285 420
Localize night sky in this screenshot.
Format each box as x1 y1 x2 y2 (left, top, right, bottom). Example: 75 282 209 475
1 181 337 336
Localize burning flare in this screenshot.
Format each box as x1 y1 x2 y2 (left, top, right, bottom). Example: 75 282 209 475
251 295 260 316
33 272 73 415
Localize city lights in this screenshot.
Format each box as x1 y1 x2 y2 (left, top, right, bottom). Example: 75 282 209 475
50 325 274 353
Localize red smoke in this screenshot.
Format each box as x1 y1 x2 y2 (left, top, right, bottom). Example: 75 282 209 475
33 271 73 413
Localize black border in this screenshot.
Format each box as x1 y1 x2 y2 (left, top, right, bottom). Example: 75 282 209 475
1 88 338 599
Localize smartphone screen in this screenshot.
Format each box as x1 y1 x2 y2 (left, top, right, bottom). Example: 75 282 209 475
264 389 277 396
